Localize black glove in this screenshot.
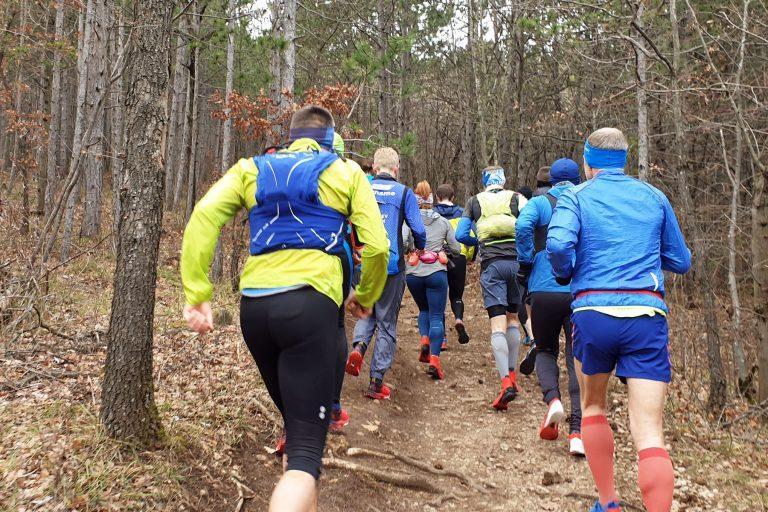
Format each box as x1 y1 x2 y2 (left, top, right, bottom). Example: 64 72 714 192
516 263 533 289
555 275 572 286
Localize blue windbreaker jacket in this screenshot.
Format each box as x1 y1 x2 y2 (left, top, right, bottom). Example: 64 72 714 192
371 174 426 275
546 169 691 312
516 183 572 293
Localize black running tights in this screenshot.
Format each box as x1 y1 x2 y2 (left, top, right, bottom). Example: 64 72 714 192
447 254 467 320
240 289 338 479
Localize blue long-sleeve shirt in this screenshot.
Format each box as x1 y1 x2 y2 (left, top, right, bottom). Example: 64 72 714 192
546 169 691 312
515 183 572 293
455 216 478 247
371 174 426 274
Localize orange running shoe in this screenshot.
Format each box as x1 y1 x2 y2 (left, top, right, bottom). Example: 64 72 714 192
329 408 350 432
365 380 391 400
418 336 430 363
491 376 517 410
345 345 364 376
427 355 444 380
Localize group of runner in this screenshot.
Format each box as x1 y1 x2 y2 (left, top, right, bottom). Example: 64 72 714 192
180 106 691 512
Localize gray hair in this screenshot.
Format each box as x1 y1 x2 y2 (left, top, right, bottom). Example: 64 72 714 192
587 128 628 151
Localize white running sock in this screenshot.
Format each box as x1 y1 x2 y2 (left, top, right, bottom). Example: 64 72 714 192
491 331 509 379
506 325 521 373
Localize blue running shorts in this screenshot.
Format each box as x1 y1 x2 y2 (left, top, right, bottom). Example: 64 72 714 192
572 310 671 383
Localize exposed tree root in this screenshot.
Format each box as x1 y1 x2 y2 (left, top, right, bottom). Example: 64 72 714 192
429 493 458 508
345 446 486 492
322 456 442 494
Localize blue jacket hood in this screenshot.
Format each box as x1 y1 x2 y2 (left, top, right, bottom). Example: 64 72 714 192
434 203 463 220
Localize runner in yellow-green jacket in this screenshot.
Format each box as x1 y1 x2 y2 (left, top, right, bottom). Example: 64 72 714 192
181 106 389 512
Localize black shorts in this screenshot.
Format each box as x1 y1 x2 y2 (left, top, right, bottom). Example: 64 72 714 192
240 288 338 479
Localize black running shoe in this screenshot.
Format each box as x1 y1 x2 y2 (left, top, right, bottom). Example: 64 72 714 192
455 322 470 344
520 345 537 376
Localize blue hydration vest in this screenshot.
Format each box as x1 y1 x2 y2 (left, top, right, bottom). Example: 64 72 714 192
249 151 346 256
371 176 409 274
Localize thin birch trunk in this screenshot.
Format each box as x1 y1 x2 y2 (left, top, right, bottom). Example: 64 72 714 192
81 0 108 238
61 0 95 260
111 7 126 249
726 0 750 390
165 19 188 204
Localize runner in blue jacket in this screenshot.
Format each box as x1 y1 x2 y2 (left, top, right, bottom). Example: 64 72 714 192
515 158 583 456
346 147 426 401
547 128 690 512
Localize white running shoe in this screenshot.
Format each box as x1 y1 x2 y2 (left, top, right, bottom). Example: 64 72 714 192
569 433 585 456
539 398 566 440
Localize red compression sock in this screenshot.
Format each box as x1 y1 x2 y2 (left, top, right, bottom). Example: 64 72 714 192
582 415 618 506
638 447 674 512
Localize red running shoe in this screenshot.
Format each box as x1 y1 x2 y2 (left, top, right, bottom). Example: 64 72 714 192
365 380 391 400
491 376 517 410
539 398 565 441
418 336 430 363
329 408 350 432
427 355 444 380
345 345 364 376
274 430 286 458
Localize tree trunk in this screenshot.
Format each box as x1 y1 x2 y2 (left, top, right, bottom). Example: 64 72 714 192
184 50 201 223
111 6 127 247
635 0 649 181
81 0 108 238
671 0 726 415
508 6 525 184
727 0 750 390
377 0 390 141
100 0 174 446
211 0 237 283
468 0 488 167
165 19 188 204
61 0 96 260
45 0 66 219
173 7 199 210
220 0 236 176
754 153 768 412
281 0 296 111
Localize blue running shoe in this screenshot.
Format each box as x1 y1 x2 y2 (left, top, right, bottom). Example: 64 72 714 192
589 500 621 512
522 335 534 347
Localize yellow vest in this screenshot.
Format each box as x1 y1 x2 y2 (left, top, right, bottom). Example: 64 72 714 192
476 188 523 245
447 216 475 259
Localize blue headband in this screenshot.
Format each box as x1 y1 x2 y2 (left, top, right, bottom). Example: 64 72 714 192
482 167 506 187
583 141 627 169
289 126 335 150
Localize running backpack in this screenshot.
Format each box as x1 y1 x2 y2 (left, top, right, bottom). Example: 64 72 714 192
476 188 524 246
249 151 347 256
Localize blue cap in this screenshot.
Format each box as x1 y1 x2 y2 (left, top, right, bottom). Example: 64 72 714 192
550 158 580 186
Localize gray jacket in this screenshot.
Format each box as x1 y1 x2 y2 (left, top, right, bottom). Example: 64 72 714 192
403 209 461 277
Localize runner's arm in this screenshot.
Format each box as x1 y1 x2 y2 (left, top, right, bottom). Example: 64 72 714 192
347 168 390 308
181 166 247 305
403 188 427 250
515 196 539 265
659 194 692 274
445 219 461 255
546 190 579 279
455 198 478 246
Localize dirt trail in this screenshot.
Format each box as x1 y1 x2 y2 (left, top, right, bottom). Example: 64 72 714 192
232 275 650 511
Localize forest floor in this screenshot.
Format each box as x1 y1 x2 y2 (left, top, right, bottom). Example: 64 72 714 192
1 228 767 511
